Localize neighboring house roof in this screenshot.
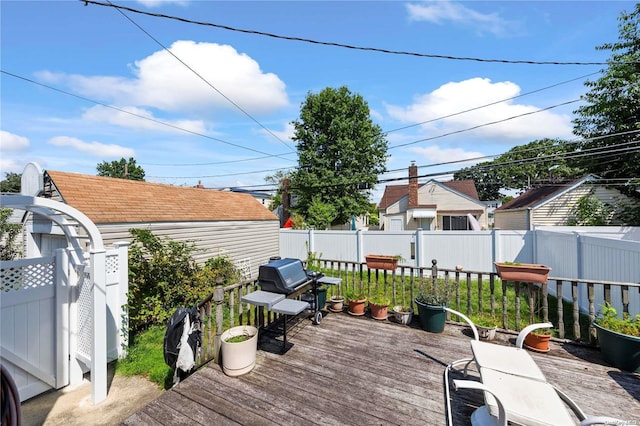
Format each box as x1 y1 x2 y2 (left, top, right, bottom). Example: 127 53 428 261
45 170 278 224
378 179 480 210
497 175 596 211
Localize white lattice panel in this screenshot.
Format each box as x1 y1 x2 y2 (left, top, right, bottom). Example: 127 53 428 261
1 261 54 293
77 268 93 361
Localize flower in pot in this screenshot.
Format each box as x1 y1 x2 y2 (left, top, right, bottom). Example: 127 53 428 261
523 327 553 353
470 314 499 341
593 303 640 372
345 290 367 316
369 289 391 320
391 305 413 325
220 325 258 376
414 278 454 333
328 294 345 312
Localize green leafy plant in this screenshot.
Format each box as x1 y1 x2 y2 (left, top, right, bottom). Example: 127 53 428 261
595 303 640 337
415 277 455 306
0 208 22 261
470 313 499 328
345 290 366 302
369 287 391 306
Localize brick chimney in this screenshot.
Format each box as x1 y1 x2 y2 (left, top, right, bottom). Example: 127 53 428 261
408 161 418 208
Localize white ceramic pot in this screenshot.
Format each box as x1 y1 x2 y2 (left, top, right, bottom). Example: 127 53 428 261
220 325 258 376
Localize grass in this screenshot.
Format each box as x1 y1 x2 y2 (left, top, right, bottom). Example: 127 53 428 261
115 325 174 390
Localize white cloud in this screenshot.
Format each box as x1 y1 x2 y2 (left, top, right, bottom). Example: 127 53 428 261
260 122 295 144
48 136 135 158
37 41 289 115
408 145 486 167
82 105 206 134
386 77 573 142
406 1 518 37
0 131 30 152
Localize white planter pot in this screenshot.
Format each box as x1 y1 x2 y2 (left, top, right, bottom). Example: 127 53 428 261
392 306 413 325
220 325 258 377
478 326 497 341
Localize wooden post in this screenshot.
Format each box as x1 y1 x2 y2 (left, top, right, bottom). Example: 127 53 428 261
541 282 549 324
501 279 508 330
515 282 521 331
489 274 495 317
466 273 472 316
572 281 580 341
477 273 483 314
556 280 565 339
213 279 225 363
588 283 596 344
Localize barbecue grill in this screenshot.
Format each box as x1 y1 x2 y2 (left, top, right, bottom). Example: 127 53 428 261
257 258 313 295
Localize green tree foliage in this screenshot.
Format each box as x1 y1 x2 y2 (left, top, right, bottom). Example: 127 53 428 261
264 169 291 210
306 197 337 230
0 208 22 260
454 138 583 200
572 4 640 190
290 86 387 226
0 172 21 193
567 192 612 226
97 157 146 181
127 228 239 332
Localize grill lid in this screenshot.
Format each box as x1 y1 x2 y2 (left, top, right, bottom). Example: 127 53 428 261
257 258 310 294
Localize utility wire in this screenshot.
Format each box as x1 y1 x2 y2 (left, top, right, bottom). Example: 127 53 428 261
83 0 624 66
105 0 295 154
0 69 296 161
382 72 601 135
389 99 580 149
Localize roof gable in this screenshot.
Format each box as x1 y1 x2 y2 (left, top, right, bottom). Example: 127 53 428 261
497 175 597 211
378 179 481 210
378 184 409 209
45 170 278 224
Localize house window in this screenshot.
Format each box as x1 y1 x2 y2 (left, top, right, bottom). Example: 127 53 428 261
417 217 433 230
442 215 469 230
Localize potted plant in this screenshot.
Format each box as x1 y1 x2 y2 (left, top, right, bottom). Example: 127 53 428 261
414 277 454 333
365 254 402 271
593 303 640 372
470 314 499 341
391 305 413 325
523 327 553 353
220 325 258 377
328 294 345 312
368 289 391 320
494 261 551 284
345 290 367 316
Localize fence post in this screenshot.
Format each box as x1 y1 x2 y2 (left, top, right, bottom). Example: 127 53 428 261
90 248 107 404
308 229 315 257
55 248 70 388
415 228 423 268
213 279 225 363
114 242 129 359
356 229 363 264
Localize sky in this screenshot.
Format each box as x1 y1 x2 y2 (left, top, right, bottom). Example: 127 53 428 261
1 0 636 202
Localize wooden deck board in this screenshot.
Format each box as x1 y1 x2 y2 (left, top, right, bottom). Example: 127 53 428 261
124 312 640 426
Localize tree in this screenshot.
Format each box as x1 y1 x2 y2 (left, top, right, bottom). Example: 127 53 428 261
289 86 388 226
454 138 583 200
0 208 22 260
97 157 145 181
306 197 337 230
572 4 640 189
0 172 21 193
264 169 292 211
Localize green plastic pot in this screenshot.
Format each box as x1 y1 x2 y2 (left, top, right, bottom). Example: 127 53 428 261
415 299 447 333
594 322 640 373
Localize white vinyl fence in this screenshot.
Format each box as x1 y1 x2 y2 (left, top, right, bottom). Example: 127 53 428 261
280 227 640 315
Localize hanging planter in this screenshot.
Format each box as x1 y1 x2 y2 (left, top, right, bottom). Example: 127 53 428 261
494 262 551 284
365 254 400 271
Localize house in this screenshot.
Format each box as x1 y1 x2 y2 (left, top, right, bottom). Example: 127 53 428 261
20 163 280 276
378 162 488 231
494 175 639 230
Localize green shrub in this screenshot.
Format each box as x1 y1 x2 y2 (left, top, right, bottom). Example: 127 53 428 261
595 303 640 337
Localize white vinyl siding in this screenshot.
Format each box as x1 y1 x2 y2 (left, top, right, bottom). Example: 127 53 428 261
97 220 279 278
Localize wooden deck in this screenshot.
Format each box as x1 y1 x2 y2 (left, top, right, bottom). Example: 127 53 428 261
124 312 640 425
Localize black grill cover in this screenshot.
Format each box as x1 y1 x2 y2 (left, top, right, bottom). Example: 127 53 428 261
258 258 311 294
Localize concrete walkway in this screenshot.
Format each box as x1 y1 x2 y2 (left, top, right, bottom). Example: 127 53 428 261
20 365 163 426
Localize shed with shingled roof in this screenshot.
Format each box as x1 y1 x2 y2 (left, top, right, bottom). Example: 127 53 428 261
21 164 279 276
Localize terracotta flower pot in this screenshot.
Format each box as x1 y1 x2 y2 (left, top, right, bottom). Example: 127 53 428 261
348 298 367 316
365 255 399 271
524 332 551 353
494 262 551 284
369 302 389 320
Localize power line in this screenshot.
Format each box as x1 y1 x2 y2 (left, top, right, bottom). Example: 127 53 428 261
0 69 296 161
105 0 295 154
389 99 580 149
82 0 625 66
382 72 601 135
